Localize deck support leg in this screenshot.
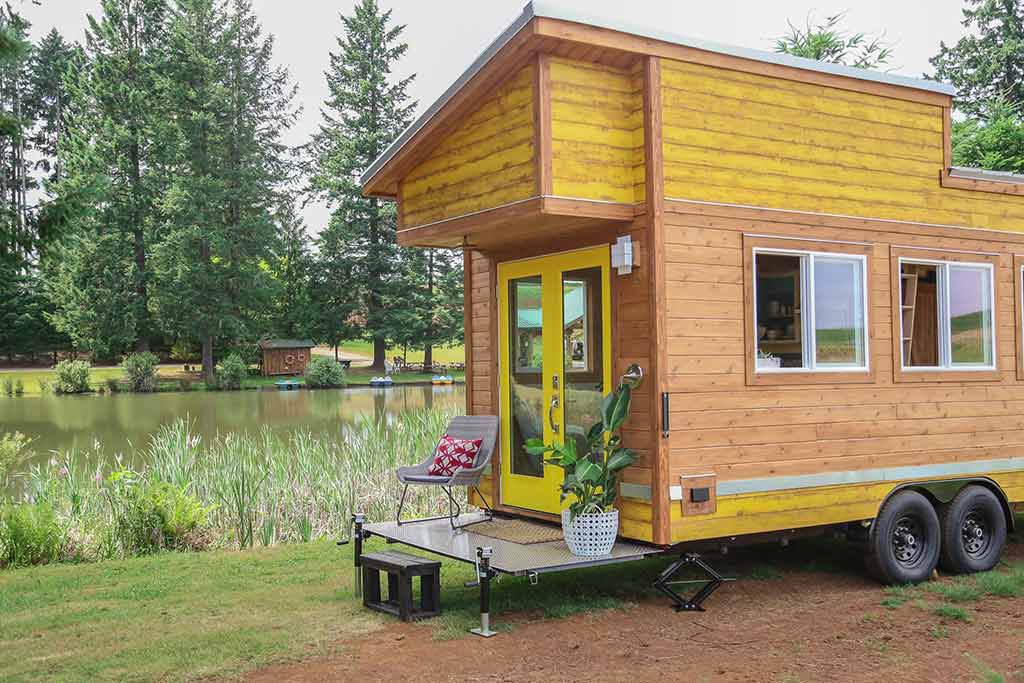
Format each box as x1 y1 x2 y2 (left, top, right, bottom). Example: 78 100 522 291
353 513 366 599
654 553 728 612
470 546 497 638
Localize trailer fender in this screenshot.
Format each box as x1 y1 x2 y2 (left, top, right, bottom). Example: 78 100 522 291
876 478 1015 533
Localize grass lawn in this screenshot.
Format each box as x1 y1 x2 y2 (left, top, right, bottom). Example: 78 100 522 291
334 341 465 364
0 367 182 397
0 539 654 683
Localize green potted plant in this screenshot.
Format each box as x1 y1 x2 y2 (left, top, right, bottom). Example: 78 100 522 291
525 384 636 556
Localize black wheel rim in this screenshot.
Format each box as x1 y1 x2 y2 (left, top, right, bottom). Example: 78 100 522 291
892 515 926 567
961 510 991 559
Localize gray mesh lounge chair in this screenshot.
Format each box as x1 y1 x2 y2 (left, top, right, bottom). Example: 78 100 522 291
395 415 498 530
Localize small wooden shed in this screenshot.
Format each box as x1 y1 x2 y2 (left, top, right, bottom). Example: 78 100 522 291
259 340 314 377
361 1 1024 583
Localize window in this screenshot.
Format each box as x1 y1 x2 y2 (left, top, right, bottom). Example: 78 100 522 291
753 249 868 372
898 259 995 370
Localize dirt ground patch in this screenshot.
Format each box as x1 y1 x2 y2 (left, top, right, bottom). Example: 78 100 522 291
248 543 1024 683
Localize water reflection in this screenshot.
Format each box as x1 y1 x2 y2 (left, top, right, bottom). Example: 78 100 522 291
0 385 465 468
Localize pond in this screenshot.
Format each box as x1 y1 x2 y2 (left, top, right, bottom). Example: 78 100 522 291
0 384 466 471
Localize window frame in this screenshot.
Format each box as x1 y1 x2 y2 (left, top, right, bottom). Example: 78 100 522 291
743 235 875 386
1015 256 1024 381
890 246 1000 383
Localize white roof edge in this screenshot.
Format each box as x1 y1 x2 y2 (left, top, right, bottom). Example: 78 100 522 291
949 166 1024 184
360 0 956 191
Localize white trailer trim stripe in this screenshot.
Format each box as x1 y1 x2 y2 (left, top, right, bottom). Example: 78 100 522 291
620 457 1024 503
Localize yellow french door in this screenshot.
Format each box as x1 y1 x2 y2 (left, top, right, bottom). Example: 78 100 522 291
498 245 612 515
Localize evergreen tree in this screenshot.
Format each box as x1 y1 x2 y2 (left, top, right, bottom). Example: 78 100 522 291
48 0 170 353
307 0 415 369
270 198 313 340
29 29 82 189
0 5 34 261
391 247 463 368
931 0 1024 117
150 0 294 382
952 97 1024 173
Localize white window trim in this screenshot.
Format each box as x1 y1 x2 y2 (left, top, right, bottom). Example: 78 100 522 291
898 257 997 372
753 247 870 374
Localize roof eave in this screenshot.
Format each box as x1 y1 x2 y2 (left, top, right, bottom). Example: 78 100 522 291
360 3 539 196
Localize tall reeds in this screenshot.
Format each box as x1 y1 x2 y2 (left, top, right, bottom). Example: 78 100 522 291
3 407 463 562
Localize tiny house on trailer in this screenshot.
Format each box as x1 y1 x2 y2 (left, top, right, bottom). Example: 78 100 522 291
361 1 1024 586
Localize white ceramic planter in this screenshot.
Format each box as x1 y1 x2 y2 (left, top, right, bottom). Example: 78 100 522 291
561 508 619 557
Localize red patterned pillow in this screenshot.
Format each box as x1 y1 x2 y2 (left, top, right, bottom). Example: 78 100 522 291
427 434 483 477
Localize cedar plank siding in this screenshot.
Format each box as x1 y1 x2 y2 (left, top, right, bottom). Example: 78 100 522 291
400 65 536 228
659 56 1024 544
659 59 1024 231
548 57 645 204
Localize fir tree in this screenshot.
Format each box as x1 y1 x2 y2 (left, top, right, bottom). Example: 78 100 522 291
48 0 170 353
931 0 1024 116
29 29 82 188
308 0 416 369
392 247 463 368
151 0 295 382
272 198 314 340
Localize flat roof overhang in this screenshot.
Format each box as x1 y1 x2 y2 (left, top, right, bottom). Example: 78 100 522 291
361 1 956 201
395 196 637 250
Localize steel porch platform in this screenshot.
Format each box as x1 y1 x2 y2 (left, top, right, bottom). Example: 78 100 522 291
362 513 662 576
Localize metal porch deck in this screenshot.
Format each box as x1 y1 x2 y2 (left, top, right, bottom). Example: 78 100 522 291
363 513 663 576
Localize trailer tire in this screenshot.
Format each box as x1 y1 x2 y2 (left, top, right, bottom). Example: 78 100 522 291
866 490 940 585
938 485 1006 575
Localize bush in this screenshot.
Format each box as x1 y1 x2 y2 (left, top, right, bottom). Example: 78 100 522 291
215 353 248 391
54 360 91 394
304 356 347 388
122 352 160 393
106 471 213 555
0 500 64 568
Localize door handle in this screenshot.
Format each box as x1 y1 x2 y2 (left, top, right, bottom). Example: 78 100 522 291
548 395 560 434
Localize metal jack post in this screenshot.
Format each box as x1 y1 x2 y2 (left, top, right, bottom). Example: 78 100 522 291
353 513 367 599
470 546 497 637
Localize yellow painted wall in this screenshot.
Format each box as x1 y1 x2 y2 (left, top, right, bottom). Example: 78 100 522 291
549 57 645 204
660 59 1024 231
401 65 535 228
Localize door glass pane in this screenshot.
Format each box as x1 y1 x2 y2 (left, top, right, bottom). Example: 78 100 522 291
755 253 804 369
813 256 866 367
563 267 603 457
949 265 993 366
509 276 544 477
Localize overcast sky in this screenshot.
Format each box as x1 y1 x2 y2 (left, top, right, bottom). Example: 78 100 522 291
22 0 969 232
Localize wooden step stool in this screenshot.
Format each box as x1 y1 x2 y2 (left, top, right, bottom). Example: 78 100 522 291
361 550 442 621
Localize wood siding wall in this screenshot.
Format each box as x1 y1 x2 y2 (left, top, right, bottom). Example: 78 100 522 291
400 65 536 228
660 59 1024 232
614 216 657 542
466 251 498 505
262 348 311 376
549 58 645 204
663 201 1024 543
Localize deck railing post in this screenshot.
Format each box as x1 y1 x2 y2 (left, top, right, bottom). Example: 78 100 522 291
353 512 366 599
470 546 497 638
